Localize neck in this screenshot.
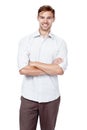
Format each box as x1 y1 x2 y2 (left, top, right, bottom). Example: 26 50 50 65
39 29 50 37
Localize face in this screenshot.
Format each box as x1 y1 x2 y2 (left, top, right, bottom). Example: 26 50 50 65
37 11 55 32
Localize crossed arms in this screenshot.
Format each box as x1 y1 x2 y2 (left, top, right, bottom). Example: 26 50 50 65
19 58 64 76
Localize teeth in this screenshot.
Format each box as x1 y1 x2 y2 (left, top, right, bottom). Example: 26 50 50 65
43 24 48 27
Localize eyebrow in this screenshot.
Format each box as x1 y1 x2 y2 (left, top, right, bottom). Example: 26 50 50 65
39 16 53 18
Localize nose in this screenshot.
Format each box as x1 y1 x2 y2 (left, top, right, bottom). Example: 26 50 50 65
44 18 48 23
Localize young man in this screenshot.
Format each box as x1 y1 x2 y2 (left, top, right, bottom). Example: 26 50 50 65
17 5 68 130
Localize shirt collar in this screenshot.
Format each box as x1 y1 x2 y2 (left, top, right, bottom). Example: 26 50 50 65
33 30 54 39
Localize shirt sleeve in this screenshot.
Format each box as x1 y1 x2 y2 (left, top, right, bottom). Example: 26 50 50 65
55 40 68 71
17 38 30 70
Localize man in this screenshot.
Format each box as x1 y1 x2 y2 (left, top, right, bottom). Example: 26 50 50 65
17 5 68 130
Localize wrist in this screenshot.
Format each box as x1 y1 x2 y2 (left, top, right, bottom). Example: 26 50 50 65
30 61 38 67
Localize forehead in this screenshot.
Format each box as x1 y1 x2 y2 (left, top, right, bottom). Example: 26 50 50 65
39 11 54 17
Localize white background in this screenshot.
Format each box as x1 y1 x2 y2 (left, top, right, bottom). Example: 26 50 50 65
0 0 87 130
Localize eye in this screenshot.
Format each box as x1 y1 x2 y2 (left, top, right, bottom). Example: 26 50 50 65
47 17 52 20
40 16 44 19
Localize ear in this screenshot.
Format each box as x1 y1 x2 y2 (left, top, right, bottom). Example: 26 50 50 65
37 15 39 21
53 17 55 22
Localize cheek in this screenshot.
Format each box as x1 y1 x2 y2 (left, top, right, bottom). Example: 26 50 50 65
48 21 53 25
39 20 44 23
48 19 54 23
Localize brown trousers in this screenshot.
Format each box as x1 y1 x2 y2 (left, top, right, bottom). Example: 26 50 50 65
20 96 60 130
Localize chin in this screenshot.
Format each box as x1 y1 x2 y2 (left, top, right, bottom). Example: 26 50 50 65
42 27 50 31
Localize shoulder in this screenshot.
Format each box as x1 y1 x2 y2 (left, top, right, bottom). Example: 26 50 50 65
19 33 34 43
52 34 67 47
53 34 65 42
18 33 34 47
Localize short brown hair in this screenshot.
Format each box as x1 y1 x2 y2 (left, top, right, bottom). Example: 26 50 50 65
38 5 55 18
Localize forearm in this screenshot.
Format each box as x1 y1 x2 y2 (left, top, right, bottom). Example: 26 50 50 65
19 65 46 76
30 62 64 75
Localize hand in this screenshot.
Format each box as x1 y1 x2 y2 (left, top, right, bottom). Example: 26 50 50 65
53 58 63 65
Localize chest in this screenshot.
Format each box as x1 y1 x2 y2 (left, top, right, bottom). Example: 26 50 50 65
29 37 59 62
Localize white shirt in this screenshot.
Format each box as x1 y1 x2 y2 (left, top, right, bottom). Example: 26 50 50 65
17 31 68 103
